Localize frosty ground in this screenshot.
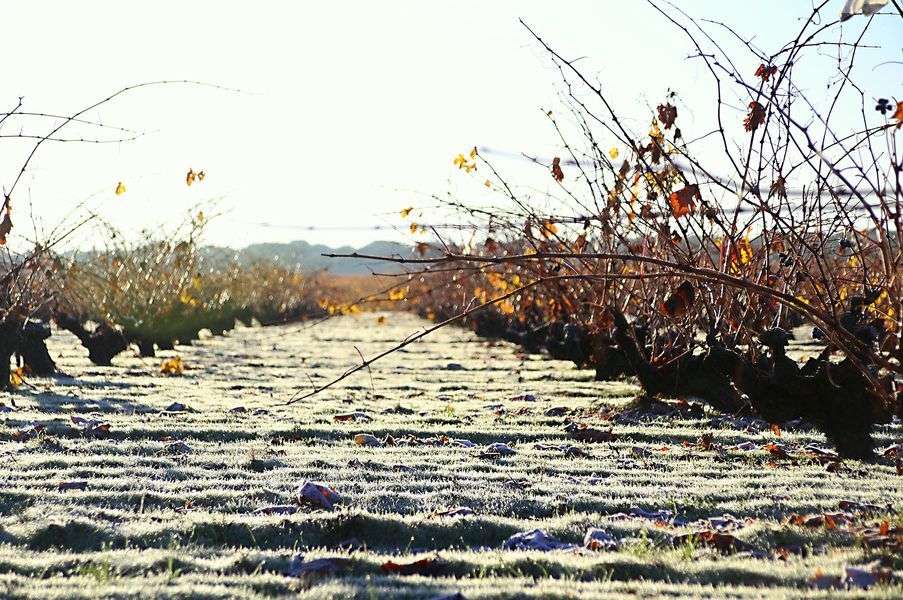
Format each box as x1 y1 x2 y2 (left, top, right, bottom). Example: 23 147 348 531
0 312 901 599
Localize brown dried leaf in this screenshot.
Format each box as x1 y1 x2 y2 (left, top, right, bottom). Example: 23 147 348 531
551 157 564 182
657 103 677 129
661 280 695 318
380 556 442 576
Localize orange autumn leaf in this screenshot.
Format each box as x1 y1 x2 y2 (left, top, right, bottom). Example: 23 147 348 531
186 169 196 186
894 101 903 128
668 185 699 218
498 299 516 315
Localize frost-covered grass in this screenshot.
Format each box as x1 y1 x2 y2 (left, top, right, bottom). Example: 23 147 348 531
0 313 901 599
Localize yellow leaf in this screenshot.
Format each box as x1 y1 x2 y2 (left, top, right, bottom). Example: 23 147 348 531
160 356 184 376
376 315 386 325
186 169 196 187
609 147 619 160
388 287 407 301
498 300 516 315
115 181 126 195
453 151 477 173
197 170 206 181
179 290 199 307
9 367 25 388
400 207 413 219
409 223 419 234
469 146 478 159
484 179 492 188
540 220 558 238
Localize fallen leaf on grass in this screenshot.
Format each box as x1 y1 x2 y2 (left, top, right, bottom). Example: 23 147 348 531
381 556 442 576
809 569 843 590
628 507 674 523
565 423 615 443
804 444 838 460
762 441 791 459
584 528 619 551
159 356 185 376
164 440 192 454
544 406 569 417
696 514 746 531
534 443 590 458
12 423 46 441
503 529 576 551
481 442 516 457
858 521 903 552
354 433 383 447
285 554 350 577
228 406 247 413
164 402 190 413
253 504 298 515
631 446 653 459
431 506 475 518
879 443 903 458
733 441 758 451
70 416 111 436
58 480 88 492
844 565 894 589
509 393 536 402
789 511 854 529
334 411 371 423
672 530 747 553
296 481 341 510
838 500 883 514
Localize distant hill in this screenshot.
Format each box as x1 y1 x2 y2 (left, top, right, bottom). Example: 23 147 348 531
201 240 417 275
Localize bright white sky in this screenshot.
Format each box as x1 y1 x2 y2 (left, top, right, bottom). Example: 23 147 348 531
2 0 899 250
